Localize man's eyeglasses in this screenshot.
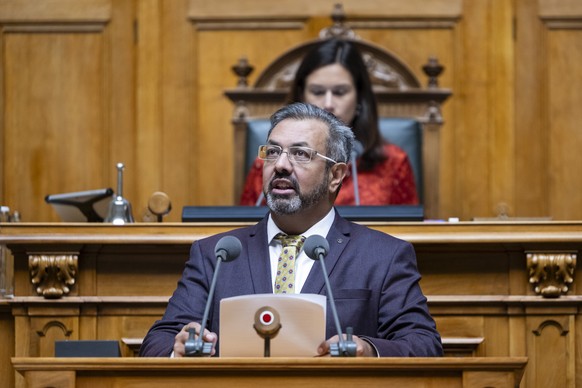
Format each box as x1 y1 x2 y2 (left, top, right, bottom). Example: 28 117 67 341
258 144 338 164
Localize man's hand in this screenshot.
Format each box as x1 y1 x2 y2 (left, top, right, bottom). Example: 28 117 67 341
173 322 218 357
317 334 377 357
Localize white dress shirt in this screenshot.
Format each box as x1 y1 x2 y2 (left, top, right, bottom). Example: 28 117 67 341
266 208 335 293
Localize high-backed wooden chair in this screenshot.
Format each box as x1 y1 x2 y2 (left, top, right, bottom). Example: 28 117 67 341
225 6 451 219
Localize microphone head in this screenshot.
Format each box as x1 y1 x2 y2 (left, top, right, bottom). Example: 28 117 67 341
304 235 330 261
253 306 282 338
214 235 242 262
351 140 364 159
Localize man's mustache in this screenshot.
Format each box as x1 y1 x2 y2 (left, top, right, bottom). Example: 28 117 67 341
268 174 299 193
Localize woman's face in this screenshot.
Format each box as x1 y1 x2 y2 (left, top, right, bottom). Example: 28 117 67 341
302 63 358 125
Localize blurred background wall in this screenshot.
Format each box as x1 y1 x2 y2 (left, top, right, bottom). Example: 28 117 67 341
1 0 581 222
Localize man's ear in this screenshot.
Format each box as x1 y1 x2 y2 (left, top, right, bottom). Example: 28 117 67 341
328 163 348 194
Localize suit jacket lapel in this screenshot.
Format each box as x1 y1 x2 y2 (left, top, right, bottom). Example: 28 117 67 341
246 217 273 294
301 210 351 294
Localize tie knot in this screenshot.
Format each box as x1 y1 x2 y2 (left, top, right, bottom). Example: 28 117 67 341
275 233 306 250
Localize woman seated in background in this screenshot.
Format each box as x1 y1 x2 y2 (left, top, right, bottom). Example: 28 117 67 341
240 38 418 206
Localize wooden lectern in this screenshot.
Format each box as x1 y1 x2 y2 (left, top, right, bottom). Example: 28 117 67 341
12 357 527 388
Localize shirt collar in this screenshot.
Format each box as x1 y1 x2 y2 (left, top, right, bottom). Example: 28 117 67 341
267 208 335 244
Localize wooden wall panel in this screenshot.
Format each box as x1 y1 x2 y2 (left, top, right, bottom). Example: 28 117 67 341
454 1 515 220
515 0 548 217
0 0 581 222
576 312 582 388
158 0 197 218
417 248 511 295
4 32 107 221
547 29 582 218
0 304 15 388
0 0 136 222
136 0 164 217
526 315 573 388
515 0 582 220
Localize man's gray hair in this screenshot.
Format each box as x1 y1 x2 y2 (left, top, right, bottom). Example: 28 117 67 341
268 102 354 163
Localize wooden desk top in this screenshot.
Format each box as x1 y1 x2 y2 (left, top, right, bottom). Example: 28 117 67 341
1 220 581 245
12 356 528 372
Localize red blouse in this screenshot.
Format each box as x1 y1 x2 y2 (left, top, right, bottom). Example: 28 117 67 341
239 144 419 206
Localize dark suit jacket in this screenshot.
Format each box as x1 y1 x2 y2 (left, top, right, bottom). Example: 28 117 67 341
139 210 442 357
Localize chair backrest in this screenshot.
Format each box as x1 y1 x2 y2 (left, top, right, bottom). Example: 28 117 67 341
379 118 423 203
245 117 423 203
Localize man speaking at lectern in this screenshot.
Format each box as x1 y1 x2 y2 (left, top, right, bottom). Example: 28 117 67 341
139 103 442 357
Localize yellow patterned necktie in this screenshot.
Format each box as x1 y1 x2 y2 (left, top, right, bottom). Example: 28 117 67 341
274 233 306 294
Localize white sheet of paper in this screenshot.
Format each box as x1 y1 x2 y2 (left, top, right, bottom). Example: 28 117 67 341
219 293 326 357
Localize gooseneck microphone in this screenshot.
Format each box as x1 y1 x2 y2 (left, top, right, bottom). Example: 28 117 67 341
351 140 364 206
304 235 357 357
255 192 265 207
185 235 242 356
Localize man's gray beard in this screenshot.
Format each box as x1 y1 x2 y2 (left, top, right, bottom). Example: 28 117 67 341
266 174 329 215
266 194 302 215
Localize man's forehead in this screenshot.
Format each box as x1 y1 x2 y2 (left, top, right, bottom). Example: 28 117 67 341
269 118 328 143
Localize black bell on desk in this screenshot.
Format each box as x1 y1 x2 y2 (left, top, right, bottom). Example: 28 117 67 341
104 163 134 225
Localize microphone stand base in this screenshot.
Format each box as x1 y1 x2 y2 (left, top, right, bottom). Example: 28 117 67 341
330 341 357 357
184 340 213 357
329 327 357 357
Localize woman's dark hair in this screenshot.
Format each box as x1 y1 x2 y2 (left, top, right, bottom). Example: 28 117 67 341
288 38 386 170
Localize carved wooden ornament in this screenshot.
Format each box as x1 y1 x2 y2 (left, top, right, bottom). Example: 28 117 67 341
527 251 577 298
29 254 78 299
